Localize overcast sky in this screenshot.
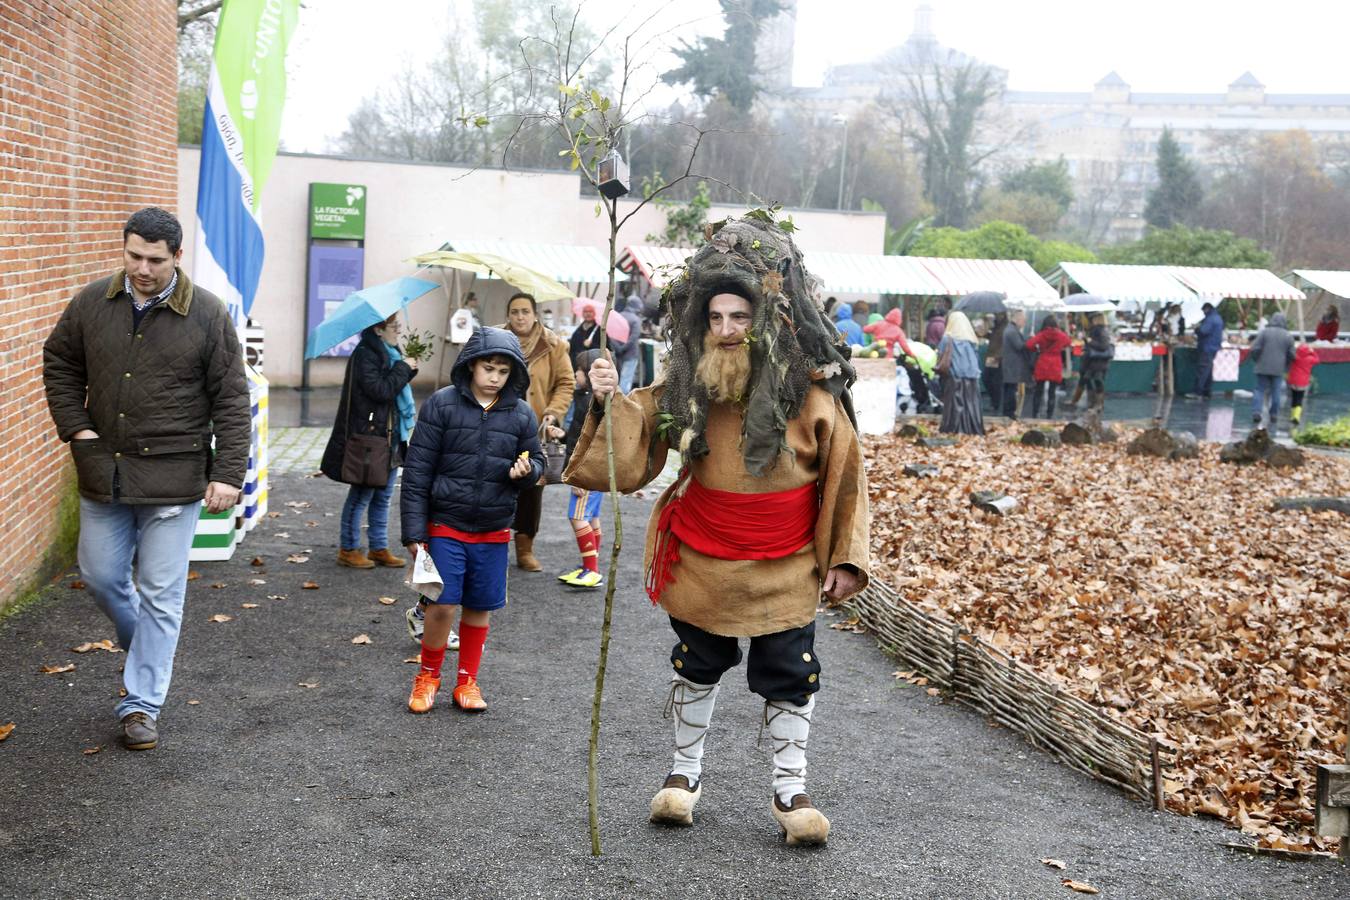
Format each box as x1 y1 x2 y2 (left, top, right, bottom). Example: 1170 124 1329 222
280 0 1350 153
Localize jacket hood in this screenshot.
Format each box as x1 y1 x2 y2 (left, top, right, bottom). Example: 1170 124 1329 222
835 305 854 323
624 296 645 315
451 326 531 401
884 308 903 325
1268 313 1289 329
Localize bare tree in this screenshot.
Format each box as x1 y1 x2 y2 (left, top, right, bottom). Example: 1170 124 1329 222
880 57 1013 227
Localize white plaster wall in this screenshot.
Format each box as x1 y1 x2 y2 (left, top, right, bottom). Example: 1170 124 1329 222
179 148 885 387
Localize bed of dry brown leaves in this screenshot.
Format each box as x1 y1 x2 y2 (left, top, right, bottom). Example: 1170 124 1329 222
862 423 1350 852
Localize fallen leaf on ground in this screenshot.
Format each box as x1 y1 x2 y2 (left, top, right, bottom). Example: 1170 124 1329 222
350 634 371 645
286 554 310 564
187 700 200 706
72 640 118 654
39 663 76 675
298 681 319 689
266 511 282 519
117 688 126 698
247 578 266 585
0 722 14 741
925 687 941 696
208 614 232 623
1062 880 1099 895
267 594 289 600
241 603 259 609
250 557 265 567
304 520 318 527
274 532 290 539
83 746 102 756
864 427 1350 850
301 581 320 590
403 656 421 664
1041 858 1067 870
378 597 397 606
187 571 201 581
210 582 227 589
69 580 86 590
284 500 312 509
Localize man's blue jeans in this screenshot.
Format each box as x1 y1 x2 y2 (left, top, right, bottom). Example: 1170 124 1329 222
340 466 398 550
619 353 639 393
78 497 200 720
1252 374 1285 424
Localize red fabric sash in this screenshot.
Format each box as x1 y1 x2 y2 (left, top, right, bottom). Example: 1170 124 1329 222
645 476 818 605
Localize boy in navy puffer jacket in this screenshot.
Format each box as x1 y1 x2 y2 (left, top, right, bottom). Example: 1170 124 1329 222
400 327 544 713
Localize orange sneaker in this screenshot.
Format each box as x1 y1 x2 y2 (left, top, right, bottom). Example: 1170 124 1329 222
408 672 440 714
452 678 487 712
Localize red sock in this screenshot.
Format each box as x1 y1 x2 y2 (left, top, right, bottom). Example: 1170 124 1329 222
573 524 593 563
588 529 602 572
456 623 489 686
420 641 447 678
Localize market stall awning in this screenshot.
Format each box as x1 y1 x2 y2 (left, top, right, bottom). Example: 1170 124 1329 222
617 245 694 288
434 240 625 285
1166 266 1305 302
1288 269 1350 301
1052 262 1196 306
806 251 949 295
915 257 1061 308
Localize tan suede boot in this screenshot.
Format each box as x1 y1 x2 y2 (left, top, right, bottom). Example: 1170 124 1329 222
514 533 542 571
368 548 406 567
337 548 375 569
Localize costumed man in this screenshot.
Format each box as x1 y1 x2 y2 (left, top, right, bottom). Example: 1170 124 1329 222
563 216 870 846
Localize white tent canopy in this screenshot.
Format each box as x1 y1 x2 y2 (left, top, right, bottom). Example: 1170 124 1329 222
619 245 1063 305
1052 262 1196 306
442 239 626 286
1288 269 1350 301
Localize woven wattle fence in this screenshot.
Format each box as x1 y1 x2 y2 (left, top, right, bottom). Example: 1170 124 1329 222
848 580 1166 804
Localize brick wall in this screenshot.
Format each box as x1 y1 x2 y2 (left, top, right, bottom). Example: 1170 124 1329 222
0 2 178 607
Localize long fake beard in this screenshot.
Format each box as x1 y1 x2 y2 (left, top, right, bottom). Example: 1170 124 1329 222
695 331 752 404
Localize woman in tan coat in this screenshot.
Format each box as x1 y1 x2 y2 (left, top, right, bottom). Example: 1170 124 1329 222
503 292 574 570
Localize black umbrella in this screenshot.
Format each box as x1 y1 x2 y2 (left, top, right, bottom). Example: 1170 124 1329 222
953 291 1007 315
1062 292 1116 313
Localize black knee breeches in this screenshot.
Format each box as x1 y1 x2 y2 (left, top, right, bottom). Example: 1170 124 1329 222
668 616 821 706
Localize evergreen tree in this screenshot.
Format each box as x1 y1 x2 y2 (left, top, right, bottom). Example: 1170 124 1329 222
1144 127 1203 228
662 0 783 114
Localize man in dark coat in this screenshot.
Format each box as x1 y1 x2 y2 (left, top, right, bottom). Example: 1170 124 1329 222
1192 302 1226 399
999 309 1033 418
43 207 250 751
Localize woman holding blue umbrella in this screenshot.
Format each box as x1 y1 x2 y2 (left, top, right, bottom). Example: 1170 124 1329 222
320 313 418 569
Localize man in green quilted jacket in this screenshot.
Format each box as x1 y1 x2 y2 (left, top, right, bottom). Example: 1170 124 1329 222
43 207 250 752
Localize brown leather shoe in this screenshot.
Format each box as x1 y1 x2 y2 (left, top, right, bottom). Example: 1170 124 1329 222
337 548 375 569
514 533 542 572
120 712 158 751
368 548 406 567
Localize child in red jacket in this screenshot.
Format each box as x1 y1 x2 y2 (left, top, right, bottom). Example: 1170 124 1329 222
1288 339 1320 425
1025 315 1073 419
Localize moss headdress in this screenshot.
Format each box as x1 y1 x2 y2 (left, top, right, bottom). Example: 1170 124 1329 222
658 214 857 477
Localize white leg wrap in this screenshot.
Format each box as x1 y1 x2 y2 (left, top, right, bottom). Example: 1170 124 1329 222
667 675 720 783
766 695 814 804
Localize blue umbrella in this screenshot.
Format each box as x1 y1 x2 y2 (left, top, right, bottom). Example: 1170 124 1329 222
305 276 439 359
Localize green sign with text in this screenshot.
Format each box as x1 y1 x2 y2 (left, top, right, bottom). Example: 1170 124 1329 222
309 183 367 240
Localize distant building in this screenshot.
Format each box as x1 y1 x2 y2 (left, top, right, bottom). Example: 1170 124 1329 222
763 4 1350 243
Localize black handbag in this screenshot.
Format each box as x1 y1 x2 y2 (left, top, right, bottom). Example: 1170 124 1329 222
540 425 567 485
338 372 394 488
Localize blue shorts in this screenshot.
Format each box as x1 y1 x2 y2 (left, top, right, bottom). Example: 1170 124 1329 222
426 537 509 610
567 489 603 521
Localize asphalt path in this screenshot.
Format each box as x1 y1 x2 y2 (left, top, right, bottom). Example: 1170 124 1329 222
1 473 1347 899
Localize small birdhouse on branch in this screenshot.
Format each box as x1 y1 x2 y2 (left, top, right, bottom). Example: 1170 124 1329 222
598 150 630 199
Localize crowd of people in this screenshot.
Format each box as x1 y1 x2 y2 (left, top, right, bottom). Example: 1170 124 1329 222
830 294 1344 434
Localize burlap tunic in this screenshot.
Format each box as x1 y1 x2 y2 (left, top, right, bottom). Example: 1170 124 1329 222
563 383 870 638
